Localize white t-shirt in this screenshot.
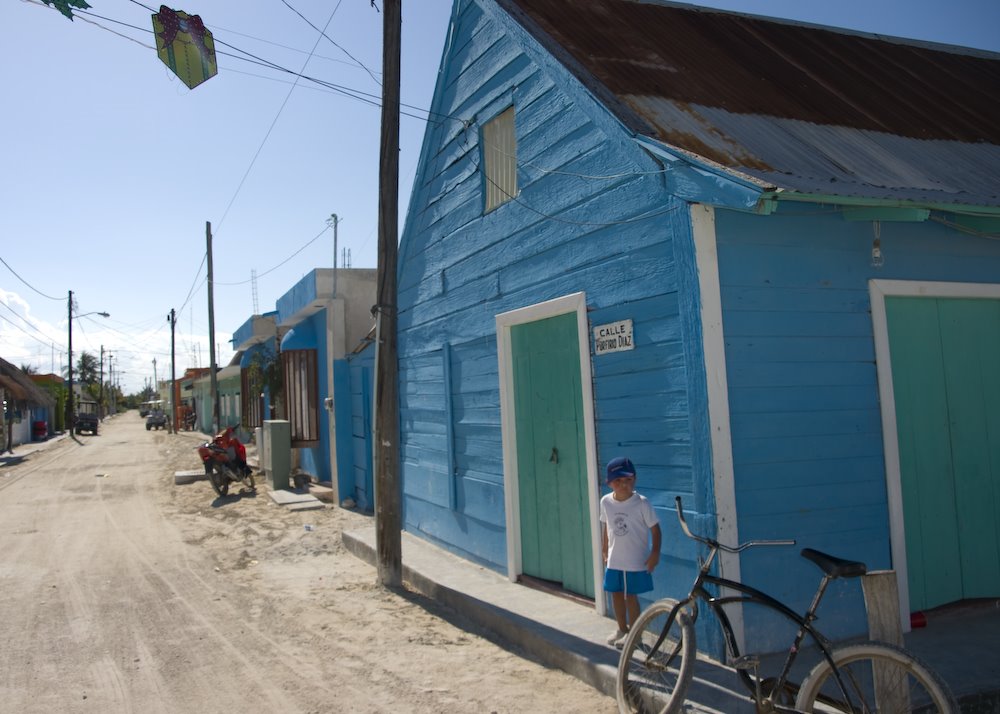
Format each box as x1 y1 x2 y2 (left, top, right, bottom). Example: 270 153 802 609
600 491 659 572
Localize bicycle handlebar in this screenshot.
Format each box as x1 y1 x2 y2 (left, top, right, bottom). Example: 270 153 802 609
674 496 794 553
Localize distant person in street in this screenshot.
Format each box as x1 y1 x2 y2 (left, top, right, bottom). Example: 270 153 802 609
600 456 661 649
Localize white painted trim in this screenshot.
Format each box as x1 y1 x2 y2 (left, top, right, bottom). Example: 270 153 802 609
691 204 744 649
326 299 342 491
495 292 605 616
869 278 1000 632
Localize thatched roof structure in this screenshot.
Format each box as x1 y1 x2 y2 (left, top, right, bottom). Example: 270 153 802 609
0 357 56 408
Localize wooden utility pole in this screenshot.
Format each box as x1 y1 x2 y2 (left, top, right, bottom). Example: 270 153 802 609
168 309 177 433
66 290 74 432
99 345 104 419
206 221 220 434
374 0 402 588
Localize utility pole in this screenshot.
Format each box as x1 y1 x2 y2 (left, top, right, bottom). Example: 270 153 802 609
374 0 402 588
152 358 158 397
207 221 220 434
330 213 338 297
99 345 105 419
66 290 74 433
107 354 114 414
168 309 177 433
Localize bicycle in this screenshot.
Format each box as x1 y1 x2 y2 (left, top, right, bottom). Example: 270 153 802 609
616 496 957 713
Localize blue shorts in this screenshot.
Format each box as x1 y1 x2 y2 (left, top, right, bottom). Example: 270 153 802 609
603 568 653 594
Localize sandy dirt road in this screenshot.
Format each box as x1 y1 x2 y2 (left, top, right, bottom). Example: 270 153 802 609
0 413 614 713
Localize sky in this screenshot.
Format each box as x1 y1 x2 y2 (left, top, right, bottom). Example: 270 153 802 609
2 0 998 395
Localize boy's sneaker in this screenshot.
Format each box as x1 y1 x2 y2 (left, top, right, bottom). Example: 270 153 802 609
607 629 628 648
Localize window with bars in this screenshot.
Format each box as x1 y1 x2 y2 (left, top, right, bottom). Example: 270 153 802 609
483 106 517 212
241 368 263 428
281 348 320 446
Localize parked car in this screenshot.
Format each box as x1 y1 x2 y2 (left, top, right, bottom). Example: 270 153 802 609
75 413 99 435
146 409 168 431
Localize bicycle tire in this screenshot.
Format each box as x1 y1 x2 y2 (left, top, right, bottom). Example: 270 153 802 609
616 598 696 714
794 641 958 713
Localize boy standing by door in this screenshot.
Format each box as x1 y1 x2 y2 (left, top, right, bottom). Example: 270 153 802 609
600 456 661 648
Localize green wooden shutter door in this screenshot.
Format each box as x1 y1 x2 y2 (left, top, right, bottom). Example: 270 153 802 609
511 313 594 597
886 297 1000 611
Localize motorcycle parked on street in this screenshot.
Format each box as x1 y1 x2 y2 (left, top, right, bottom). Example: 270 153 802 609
197 428 255 497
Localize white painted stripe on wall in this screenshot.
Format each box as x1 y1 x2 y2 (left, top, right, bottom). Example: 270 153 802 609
691 203 744 648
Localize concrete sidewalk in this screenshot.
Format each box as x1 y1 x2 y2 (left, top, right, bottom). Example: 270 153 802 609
344 526 1000 712
0 430 70 464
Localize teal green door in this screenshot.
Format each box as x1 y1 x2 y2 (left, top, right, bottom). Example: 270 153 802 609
511 312 594 598
886 296 1000 611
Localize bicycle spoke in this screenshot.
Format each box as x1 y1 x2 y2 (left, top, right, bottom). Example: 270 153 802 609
616 600 694 714
796 642 957 713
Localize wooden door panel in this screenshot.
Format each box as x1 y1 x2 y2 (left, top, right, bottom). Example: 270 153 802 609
938 300 1000 598
886 298 962 609
886 296 1000 611
511 313 593 596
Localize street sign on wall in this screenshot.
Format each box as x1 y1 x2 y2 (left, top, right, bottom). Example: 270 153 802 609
593 319 634 355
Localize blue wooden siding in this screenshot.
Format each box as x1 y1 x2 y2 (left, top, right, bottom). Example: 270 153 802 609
335 350 374 512
398 0 706 578
716 206 1000 643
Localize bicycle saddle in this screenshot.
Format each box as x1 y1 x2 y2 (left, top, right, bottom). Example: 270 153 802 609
800 548 867 579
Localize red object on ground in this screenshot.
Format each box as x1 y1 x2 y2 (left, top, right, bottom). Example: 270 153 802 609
910 611 927 628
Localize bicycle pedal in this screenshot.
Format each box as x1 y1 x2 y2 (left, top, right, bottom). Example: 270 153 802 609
731 654 760 671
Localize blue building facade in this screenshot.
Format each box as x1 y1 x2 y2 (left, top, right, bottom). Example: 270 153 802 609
227 271 377 509
271 268 377 506
395 0 1000 650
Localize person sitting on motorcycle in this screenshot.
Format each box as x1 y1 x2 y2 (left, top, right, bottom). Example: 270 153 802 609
215 427 252 478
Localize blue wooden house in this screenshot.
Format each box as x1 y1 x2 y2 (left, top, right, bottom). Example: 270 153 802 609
226 270 378 507
395 0 1000 650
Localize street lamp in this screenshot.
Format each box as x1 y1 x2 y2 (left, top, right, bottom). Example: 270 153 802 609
67 289 110 432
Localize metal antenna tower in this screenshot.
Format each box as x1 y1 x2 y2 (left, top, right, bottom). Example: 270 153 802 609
251 268 259 315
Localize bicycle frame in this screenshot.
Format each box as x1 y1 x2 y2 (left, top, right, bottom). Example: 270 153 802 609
680 567 840 706
663 497 859 711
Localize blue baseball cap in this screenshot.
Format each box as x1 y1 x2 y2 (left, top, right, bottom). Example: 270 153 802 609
606 456 636 483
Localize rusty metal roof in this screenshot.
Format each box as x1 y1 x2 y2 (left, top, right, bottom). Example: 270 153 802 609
501 0 1000 207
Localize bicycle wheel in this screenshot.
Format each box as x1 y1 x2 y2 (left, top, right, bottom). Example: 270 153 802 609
795 641 958 713
616 598 696 714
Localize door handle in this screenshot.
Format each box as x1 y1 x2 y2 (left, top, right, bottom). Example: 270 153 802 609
550 447 558 464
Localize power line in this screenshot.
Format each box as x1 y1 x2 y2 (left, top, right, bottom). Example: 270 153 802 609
0 313 59 351
214 3 346 236
177 260 207 317
72 5 457 124
0 299 61 345
0 256 63 301
279 0 381 87
216 223 332 286
32 0 463 323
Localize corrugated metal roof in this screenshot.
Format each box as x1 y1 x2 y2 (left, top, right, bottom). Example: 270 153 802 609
502 0 1000 207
